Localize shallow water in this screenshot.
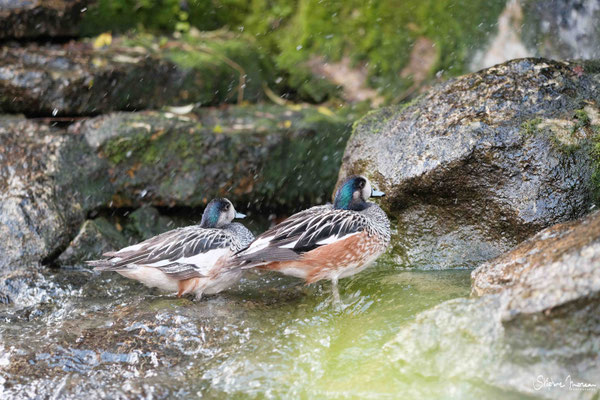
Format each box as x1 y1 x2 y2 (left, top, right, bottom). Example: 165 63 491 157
0 260 473 398
0 262 593 399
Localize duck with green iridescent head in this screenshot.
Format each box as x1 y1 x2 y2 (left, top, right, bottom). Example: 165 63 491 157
228 175 391 301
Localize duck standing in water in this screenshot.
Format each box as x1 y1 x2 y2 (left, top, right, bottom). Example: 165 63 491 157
88 198 254 299
229 175 390 301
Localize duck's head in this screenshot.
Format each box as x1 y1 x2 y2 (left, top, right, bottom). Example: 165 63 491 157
333 175 384 211
200 198 246 228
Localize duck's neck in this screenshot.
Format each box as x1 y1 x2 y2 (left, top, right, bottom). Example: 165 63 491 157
334 197 368 211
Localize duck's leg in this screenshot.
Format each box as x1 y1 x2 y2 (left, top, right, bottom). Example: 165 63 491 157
331 277 341 306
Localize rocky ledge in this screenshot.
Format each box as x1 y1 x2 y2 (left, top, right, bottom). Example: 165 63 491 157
0 34 271 116
0 103 350 271
0 0 89 40
340 58 600 269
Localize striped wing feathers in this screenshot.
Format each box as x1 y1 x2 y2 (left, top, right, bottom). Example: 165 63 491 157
90 227 233 279
236 207 366 267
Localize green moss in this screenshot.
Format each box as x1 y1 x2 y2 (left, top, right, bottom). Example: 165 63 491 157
120 32 273 104
272 0 506 102
81 0 507 104
81 0 249 36
520 117 542 136
574 108 591 130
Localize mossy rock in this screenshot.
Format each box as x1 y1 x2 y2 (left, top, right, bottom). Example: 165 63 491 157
75 103 351 211
0 34 271 116
341 58 600 269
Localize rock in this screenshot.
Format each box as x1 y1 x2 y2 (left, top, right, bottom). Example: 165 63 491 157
0 34 271 116
472 209 600 300
57 218 129 266
0 0 89 40
387 210 600 398
0 269 70 307
73 104 351 210
385 292 599 399
341 58 600 269
0 116 112 272
123 206 177 241
466 210 600 396
471 0 600 71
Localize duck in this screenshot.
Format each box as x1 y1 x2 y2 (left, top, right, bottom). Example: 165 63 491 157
229 175 390 301
87 198 254 299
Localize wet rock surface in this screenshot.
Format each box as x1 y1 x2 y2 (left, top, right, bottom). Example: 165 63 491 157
0 116 111 272
470 211 600 389
57 218 129 266
389 207 600 398
0 0 89 40
74 104 350 210
472 210 600 297
390 209 600 399
390 210 600 398
341 58 600 269
386 293 599 400
0 35 270 116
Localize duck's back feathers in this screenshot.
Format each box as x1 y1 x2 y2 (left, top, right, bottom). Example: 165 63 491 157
233 205 368 269
88 226 243 280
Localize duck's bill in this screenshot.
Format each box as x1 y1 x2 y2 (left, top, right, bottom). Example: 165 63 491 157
371 189 385 197
235 212 247 219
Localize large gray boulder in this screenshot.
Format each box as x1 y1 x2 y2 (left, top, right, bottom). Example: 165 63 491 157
0 116 112 272
73 104 351 210
340 58 600 269
0 35 270 116
0 0 89 40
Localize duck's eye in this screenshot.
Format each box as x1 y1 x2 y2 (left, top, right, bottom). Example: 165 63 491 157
223 204 230 210
357 180 365 189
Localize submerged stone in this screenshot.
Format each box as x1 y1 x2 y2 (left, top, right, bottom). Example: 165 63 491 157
0 35 270 116
0 0 89 40
341 58 600 269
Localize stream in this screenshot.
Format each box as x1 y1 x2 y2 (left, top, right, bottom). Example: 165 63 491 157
0 259 495 399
